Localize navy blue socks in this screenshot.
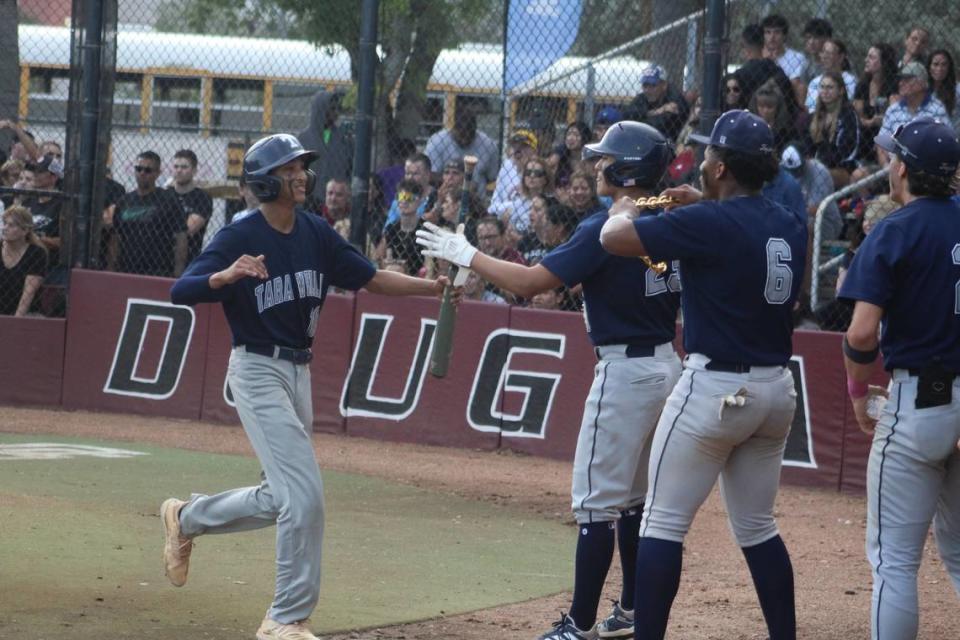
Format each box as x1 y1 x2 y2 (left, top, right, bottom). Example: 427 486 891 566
742 535 796 640
568 521 615 630
633 536 682 640
617 507 643 609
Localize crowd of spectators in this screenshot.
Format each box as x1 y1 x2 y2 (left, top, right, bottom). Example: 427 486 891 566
2 14 959 324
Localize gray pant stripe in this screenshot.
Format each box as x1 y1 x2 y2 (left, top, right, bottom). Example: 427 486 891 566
641 370 697 538
874 382 902 639
579 361 610 523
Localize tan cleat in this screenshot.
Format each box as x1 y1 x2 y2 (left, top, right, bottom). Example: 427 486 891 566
257 615 321 640
160 498 193 587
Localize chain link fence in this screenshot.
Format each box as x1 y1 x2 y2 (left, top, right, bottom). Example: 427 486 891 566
2 0 959 322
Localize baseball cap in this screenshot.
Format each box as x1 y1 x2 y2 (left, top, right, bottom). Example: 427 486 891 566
641 65 667 85
875 117 960 176
510 129 538 149
780 144 803 171
898 61 928 83
688 109 775 155
28 153 64 179
595 106 623 125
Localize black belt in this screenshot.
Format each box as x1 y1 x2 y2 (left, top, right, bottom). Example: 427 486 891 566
594 344 657 359
244 344 313 365
906 368 958 378
704 360 775 373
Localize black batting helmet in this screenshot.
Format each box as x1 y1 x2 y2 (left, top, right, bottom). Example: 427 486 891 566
582 121 674 189
242 134 318 202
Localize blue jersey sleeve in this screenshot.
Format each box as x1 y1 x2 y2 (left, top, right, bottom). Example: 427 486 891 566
325 226 377 291
631 202 726 263
838 219 903 308
539 215 606 287
170 226 242 305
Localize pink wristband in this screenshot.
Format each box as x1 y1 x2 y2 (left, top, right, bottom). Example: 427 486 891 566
847 377 869 399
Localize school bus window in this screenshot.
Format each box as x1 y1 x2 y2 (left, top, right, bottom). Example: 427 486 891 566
113 73 142 128
26 68 70 122
212 78 264 134
271 82 318 133
153 76 201 129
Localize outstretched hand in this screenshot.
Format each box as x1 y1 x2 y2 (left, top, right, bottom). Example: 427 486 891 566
212 254 268 288
416 222 478 269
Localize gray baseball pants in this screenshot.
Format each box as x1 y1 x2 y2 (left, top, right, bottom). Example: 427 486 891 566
178 347 324 624
867 370 960 640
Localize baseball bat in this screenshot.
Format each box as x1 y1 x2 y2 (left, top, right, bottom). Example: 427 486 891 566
429 154 479 378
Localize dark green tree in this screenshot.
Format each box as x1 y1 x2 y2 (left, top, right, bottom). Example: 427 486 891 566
0 0 20 123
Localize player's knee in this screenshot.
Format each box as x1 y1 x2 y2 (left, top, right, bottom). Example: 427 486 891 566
277 480 325 529
573 506 618 524
730 516 778 547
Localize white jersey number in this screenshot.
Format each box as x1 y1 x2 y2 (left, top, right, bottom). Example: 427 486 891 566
645 261 681 296
953 244 960 314
764 238 793 305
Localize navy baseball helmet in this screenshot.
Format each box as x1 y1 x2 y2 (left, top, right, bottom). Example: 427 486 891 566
689 109 775 156
582 121 674 189
243 134 319 202
875 117 960 177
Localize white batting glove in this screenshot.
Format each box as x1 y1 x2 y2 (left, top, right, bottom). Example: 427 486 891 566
415 222 477 269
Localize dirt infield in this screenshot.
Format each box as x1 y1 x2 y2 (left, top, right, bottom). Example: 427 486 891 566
3 406 958 639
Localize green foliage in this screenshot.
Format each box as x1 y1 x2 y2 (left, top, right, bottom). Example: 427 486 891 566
156 0 309 39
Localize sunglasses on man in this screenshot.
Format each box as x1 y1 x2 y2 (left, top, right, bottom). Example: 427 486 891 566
134 165 156 174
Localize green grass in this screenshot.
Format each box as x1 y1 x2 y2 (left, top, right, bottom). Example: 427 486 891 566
0 433 573 639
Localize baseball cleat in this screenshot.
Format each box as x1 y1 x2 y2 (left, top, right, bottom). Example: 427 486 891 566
257 615 321 640
596 601 634 638
160 498 193 587
537 613 598 640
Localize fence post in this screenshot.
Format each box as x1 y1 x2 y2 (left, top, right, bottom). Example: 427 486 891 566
697 0 724 140
74 0 105 269
349 0 380 251
584 63 596 129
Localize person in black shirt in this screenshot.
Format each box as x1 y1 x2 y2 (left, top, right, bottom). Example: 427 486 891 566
168 149 213 266
19 153 64 266
377 179 426 276
0 205 47 316
623 65 690 142
107 150 187 277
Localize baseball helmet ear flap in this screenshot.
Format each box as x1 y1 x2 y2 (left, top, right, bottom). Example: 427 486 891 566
245 173 283 202
304 169 317 197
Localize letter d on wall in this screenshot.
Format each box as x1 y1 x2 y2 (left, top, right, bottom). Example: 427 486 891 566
104 299 195 399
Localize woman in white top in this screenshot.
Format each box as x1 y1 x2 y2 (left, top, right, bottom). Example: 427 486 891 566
502 157 552 238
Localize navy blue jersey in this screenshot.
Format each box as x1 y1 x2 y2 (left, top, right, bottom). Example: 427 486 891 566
171 209 376 349
633 196 807 365
540 209 680 347
839 197 960 371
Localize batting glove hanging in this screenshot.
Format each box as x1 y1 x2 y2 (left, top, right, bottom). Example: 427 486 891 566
416 222 478 269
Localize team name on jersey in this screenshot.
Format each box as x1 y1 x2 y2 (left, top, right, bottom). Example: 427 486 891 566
254 269 323 313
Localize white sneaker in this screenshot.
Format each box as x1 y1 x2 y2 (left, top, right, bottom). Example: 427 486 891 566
257 615 321 640
160 498 192 587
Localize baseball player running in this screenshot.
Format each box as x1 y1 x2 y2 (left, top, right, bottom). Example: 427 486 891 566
601 110 807 640
165 134 451 640
839 117 960 640
417 121 682 640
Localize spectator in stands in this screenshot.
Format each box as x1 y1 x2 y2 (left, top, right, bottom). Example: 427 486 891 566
877 61 950 164
899 26 930 68
489 128 538 217
106 150 187 277
749 80 798 149
385 153 434 226
0 159 24 209
736 24 801 122
804 71 861 186
503 157 553 237
424 107 499 189
462 269 506 305
377 137 416 206
529 288 565 311
854 43 900 158
517 194 553 266
760 13 808 105
591 106 622 142
0 120 39 163
547 120 591 188
566 169 603 221
801 18 833 85
20 154 64 262
0 205 46 316
476 214 526 302
723 73 747 110
928 49 960 132
318 177 350 226
762 152 806 224
429 158 465 219
168 149 212 266
364 174 389 252
431 186 485 246
805 39 858 113
376 179 426 276
298 90 352 199
623 65 689 141
781 142 843 241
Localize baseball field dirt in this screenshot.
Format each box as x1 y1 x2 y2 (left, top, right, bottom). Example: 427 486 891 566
1 406 957 640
